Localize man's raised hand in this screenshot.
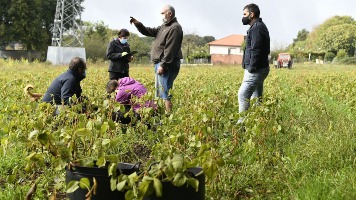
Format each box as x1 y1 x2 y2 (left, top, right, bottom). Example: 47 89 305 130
130 16 139 25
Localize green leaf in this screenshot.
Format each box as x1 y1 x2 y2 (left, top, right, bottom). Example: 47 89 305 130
100 122 109 134
171 154 184 172
202 114 208 122
107 155 119 165
66 180 79 193
142 176 154 182
203 161 218 180
207 126 212 134
79 178 90 189
117 180 127 191
26 152 44 165
216 157 225 167
110 177 117 191
153 178 163 197
75 128 91 137
6 175 16 183
125 190 134 200
128 172 138 187
81 158 95 167
28 130 39 140
245 188 254 193
94 121 102 130
103 100 109 108
37 133 49 146
86 120 93 131
108 120 116 130
26 152 36 161
138 179 153 197
187 177 199 192
108 163 117 177
96 157 106 167
198 144 208 156
24 163 32 173
172 173 187 187
102 139 111 146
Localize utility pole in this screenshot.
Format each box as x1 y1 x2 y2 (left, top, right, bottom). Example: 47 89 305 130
51 0 84 47
47 0 86 65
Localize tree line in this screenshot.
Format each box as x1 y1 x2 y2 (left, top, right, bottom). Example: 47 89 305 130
0 1 214 63
2 1 355 64
83 21 215 63
273 15 356 64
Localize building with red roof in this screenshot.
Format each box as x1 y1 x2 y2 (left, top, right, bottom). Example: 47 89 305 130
208 34 245 65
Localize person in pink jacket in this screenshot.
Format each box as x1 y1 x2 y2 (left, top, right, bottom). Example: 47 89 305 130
106 77 155 124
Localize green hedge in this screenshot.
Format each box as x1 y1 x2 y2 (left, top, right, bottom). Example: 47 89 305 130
334 56 356 65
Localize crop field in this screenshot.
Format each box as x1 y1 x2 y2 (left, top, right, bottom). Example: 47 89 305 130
0 59 355 199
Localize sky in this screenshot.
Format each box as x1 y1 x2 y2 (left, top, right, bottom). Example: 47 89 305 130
81 0 356 49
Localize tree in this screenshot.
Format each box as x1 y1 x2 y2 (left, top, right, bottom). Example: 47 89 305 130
0 0 57 51
83 21 110 61
0 0 86 52
127 34 154 63
317 24 356 56
289 15 356 60
203 36 215 44
182 34 215 62
0 0 11 48
315 16 356 56
188 44 211 60
292 29 309 46
83 23 154 63
317 16 355 32
8 0 48 50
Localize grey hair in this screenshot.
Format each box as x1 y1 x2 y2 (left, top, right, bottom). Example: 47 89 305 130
167 5 175 17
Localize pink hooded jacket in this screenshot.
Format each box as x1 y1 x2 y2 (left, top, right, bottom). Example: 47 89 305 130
115 77 155 112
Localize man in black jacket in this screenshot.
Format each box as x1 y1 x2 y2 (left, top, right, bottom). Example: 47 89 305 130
106 28 133 80
42 57 87 114
130 5 183 112
238 3 270 123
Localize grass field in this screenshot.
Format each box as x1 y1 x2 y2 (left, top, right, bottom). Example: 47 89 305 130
0 59 355 199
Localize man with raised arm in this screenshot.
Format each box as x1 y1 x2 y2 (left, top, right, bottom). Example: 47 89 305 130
130 5 183 112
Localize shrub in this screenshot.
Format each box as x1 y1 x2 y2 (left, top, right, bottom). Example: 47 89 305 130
336 49 348 59
337 56 356 65
324 52 336 62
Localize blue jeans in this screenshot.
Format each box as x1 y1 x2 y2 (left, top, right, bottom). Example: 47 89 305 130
154 60 180 100
238 67 269 113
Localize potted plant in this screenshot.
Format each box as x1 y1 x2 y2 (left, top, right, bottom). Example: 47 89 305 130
115 154 205 200
24 95 220 200
25 96 143 199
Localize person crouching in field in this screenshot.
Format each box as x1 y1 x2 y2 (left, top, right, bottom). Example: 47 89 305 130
41 57 88 115
106 77 156 124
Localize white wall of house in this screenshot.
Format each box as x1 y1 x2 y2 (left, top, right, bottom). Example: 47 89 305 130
209 46 243 55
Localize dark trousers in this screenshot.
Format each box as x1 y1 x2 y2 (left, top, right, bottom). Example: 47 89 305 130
111 110 141 124
109 71 129 80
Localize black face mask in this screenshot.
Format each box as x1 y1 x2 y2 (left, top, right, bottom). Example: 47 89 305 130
242 14 251 25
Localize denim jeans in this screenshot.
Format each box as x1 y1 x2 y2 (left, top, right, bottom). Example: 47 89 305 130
154 60 180 100
238 67 269 113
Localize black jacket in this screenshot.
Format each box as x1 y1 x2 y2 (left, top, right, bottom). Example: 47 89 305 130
243 18 270 72
134 17 183 68
42 69 85 105
106 38 131 73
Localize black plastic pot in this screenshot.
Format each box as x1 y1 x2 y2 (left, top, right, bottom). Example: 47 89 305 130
65 162 139 200
144 167 205 200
